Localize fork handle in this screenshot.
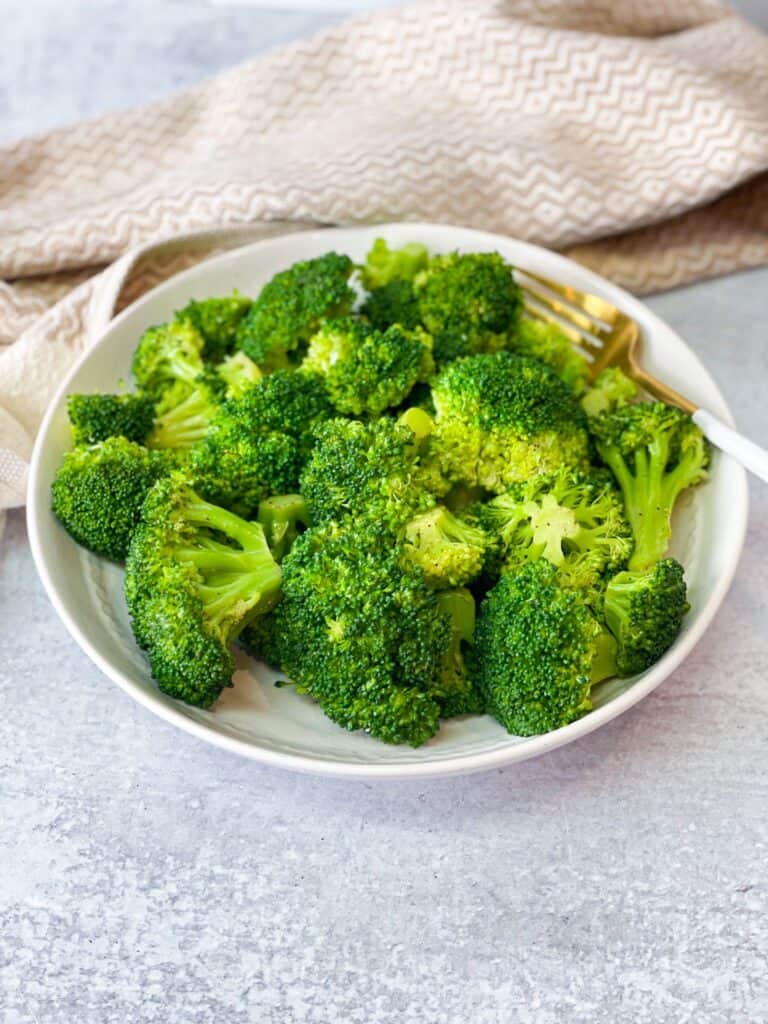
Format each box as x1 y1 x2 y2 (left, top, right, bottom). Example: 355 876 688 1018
693 408 768 484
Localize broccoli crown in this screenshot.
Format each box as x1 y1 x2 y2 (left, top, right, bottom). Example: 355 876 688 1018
237 252 355 370
190 371 334 514
431 352 590 493
472 469 632 588
125 473 282 707
300 417 438 527
147 370 225 451
132 321 205 397
258 493 309 563
51 437 169 561
67 392 155 446
238 609 284 669
303 316 434 416
414 251 522 364
359 238 430 290
471 560 617 736
175 292 252 362
360 278 423 332
509 318 589 394
603 559 689 676
590 402 709 570
268 517 454 746
581 367 639 418
403 505 488 589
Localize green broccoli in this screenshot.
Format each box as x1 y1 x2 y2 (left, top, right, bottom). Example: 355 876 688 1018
509 318 590 394
603 559 689 675
590 402 709 570
431 352 590 493
267 516 456 746
403 505 488 589
131 321 205 398
471 560 617 736
217 352 263 398
258 493 310 563
125 473 282 708
360 279 423 332
433 588 486 718
66 392 155 446
581 367 639 418
302 317 434 416
147 370 225 450
237 252 355 371
414 251 522 364
359 238 430 290
191 370 333 514
470 469 632 588
175 292 252 362
51 437 170 561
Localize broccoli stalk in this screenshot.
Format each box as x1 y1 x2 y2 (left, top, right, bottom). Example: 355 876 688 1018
258 494 310 563
403 506 488 588
603 559 689 675
434 588 485 718
591 403 709 570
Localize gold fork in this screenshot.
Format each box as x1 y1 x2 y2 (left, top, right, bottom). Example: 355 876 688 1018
515 268 768 483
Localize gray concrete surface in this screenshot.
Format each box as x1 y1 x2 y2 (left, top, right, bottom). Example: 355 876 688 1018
2 4 768 1022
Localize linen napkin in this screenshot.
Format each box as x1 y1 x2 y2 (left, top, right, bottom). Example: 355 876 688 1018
2 0 767 516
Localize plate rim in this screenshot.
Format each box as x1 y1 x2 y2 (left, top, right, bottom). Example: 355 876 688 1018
26 222 749 779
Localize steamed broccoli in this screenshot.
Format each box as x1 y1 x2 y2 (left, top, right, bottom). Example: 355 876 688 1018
509 319 590 394
359 238 430 290
360 279 422 332
51 437 170 561
303 317 434 416
125 473 282 708
581 367 639 418
237 252 355 370
258 493 310 563
217 352 262 398
403 506 488 589
431 352 590 493
603 559 689 675
67 392 155 446
175 292 252 362
470 469 632 588
590 403 709 570
472 560 617 736
432 588 485 718
414 252 522 364
132 321 205 398
191 370 333 514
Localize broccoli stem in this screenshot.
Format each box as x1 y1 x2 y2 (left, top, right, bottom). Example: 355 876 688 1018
590 629 618 685
148 390 216 449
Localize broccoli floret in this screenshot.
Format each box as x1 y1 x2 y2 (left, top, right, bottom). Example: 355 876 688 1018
239 609 284 669
51 437 170 561
147 370 225 450
125 473 282 708
267 517 455 746
191 371 333 514
471 560 617 736
581 367 639 418
237 252 355 370
132 321 205 398
359 238 430 290
217 352 263 398
471 469 632 588
175 292 252 362
300 417 439 527
303 317 434 416
431 352 590 493
414 252 522 364
258 493 309 562
590 403 709 570
66 392 155 446
360 279 423 332
403 506 488 589
603 559 689 675
509 319 590 394
432 588 485 718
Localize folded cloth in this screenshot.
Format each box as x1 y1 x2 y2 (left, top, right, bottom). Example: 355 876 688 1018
1 0 767 514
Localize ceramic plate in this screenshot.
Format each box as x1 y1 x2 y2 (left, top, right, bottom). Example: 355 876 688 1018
27 223 748 777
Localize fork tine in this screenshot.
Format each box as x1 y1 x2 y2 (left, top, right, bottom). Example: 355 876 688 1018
522 303 604 359
516 269 619 330
520 279 611 341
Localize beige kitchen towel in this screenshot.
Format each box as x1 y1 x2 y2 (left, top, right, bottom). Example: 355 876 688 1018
1 0 767 513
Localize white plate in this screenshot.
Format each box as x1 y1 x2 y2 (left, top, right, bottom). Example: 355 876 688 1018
27 223 748 778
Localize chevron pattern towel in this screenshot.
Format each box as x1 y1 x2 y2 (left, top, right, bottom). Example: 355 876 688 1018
1 0 767 512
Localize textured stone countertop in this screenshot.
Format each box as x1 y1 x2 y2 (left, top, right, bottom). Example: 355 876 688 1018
1 4 767 1022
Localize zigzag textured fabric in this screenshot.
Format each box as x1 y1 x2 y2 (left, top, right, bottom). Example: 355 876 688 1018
1 0 767 510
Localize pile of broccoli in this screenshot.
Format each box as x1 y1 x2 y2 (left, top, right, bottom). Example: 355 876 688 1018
51 240 709 744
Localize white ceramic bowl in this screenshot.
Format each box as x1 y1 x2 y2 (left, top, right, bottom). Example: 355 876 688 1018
27 223 748 778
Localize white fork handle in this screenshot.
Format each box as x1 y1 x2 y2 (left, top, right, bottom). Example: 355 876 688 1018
693 408 768 484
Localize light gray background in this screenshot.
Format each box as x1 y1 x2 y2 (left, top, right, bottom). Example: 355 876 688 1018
1 3 767 1022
